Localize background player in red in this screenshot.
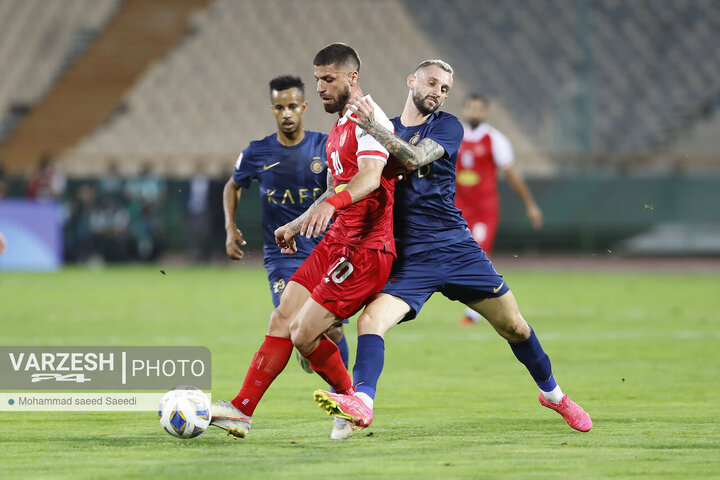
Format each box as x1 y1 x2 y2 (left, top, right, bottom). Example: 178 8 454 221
456 94 543 325
211 43 396 440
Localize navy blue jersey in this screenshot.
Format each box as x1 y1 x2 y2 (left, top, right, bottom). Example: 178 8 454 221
391 111 467 256
232 131 328 261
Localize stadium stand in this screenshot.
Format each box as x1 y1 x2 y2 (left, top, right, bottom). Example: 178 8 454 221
403 0 720 157
68 0 543 176
2 0 719 176
0 0 121 145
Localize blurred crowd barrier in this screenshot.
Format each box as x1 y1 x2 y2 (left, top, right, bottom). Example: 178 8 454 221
1 151 719 271
0 161 226 269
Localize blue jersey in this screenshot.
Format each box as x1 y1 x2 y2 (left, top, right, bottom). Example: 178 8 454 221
232 131 328 262
391 111 467 256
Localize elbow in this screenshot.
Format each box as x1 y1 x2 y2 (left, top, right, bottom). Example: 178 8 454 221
223 178 236 194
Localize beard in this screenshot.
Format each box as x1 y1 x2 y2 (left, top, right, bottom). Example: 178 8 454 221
412 90 440 116
279 122 298 137
323 86 351 114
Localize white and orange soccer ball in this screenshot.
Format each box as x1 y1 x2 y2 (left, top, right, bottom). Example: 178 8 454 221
158 386 211 438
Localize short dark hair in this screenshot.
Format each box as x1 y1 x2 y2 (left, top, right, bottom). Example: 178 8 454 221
415 59 454 76
465 93 488 106
269 75 304 97
313 43 361 72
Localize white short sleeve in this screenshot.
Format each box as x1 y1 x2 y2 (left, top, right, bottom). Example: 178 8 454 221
489 128 514 169
355 95 391 164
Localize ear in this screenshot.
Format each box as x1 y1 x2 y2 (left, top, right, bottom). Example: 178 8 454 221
302 101 308 113
349 71 359 85
407 74 415 89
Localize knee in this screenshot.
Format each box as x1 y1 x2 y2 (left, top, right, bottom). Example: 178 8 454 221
289 319 312 353
326 325 344 343
357 311 384 336
494 312 530 342
267 307 291 337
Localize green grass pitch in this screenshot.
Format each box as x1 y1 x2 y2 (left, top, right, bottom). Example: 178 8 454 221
1 264 719 479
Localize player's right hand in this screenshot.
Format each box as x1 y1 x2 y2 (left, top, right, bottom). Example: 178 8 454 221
274 224 298 254
225 227 246 260
301 201 334 239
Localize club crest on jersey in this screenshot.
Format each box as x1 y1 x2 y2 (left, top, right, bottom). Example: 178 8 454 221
339 131 347 147
409 132 420 146
310 158 324 174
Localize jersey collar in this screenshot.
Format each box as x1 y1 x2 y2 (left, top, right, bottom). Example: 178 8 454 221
463 122 491 142
338 94 373 126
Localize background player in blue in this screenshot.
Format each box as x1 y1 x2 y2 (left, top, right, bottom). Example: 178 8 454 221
314 60 592 436
222 75 350 380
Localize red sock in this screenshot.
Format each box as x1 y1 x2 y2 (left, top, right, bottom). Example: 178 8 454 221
304 335 354 394
232 335 293 416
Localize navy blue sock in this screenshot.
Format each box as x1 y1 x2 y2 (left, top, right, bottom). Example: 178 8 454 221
352 334 385 400
336 335 349 369
509 326 557 392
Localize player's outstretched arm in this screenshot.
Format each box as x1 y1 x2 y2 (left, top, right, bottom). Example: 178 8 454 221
348 96 444 169
222 178 247 260
301 156 385 238
504 165 543 229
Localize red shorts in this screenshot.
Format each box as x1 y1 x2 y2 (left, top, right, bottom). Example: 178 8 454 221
290 240 394 319
464 213 499 255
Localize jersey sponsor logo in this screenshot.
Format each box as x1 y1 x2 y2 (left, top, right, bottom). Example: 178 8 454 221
409 132 420 146
263 162 280 171
266 187 325 205
493 281 505 294
339 131 347 147
399 165 432 183
457 169 480 187
417 164 432 178
334 183 347 193
310 159 324 174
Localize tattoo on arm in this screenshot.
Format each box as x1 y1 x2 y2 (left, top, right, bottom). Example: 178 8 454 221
285 173 334 233
362 120 445 168
325 167 334 192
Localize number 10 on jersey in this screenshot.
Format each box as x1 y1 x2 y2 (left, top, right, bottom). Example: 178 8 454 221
330 150 343 175
327 256 353 283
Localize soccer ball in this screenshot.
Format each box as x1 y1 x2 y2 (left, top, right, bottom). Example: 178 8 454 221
158 386 211 438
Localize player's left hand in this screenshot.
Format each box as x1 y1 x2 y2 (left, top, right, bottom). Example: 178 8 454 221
301 201 334 238
347 95 375 130
527 204 543 229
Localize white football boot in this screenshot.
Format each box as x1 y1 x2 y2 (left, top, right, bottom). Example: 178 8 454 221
210 400 251 438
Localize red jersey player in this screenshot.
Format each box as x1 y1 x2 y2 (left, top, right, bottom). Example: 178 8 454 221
455 94 543 325
210 43 396 440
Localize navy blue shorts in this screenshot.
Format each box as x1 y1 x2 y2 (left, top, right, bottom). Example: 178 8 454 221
265 258 304 308
265 257 349 323
381 232 510 321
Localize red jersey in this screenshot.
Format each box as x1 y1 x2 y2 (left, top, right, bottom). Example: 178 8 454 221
454 122 514 216
323 95 396 255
